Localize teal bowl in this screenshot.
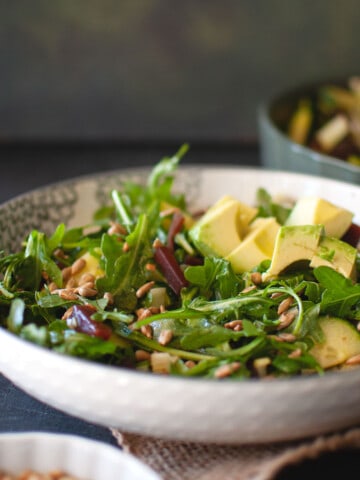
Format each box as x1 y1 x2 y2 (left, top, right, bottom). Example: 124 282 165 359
258 81 360 185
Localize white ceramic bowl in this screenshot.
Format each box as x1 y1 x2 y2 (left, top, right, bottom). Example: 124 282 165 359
1 166 360 445
0 432 160 479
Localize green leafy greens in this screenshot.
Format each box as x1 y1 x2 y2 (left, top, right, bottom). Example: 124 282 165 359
0 145 359 380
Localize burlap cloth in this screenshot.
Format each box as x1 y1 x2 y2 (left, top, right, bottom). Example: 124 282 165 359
111 426 360 480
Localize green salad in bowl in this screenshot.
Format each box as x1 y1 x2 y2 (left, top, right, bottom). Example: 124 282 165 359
1 145 360 380
287 76 360 165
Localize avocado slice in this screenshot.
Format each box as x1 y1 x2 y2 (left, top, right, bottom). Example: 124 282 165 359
262 224 324 281
189 195 258 258
310 236 357 281
285 196 353 239
226 217 280 273
310 316 360 369
214 195 258 233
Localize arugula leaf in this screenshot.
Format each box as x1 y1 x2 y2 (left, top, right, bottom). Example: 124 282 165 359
55 331 119 360
256 188 292 224
91 309 134 325
184 257 243 300
113 323 213 361
60 227 102 253
37 292 76 309
188 294 272 318
208 336 266 359
264 283 304 335
46 223 66 253
180 325 245 350
114 144 190 228
242 319 263 336
62 227 84 244
304 281 322 303
272 352 321 375
96 214 153 310
24 230 62 289
314 266 360 317
147 144 189 207
297 303 322 339
132 292 273 330
93 205 115 223
112 190 134 229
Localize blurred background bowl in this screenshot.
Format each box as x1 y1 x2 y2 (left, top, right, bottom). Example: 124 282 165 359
258 76 360 184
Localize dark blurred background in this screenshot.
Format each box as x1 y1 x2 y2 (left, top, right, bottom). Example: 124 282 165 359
0 0 359 201
1 0 359 144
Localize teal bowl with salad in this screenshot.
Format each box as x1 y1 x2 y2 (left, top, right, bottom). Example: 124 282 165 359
259 75 360 183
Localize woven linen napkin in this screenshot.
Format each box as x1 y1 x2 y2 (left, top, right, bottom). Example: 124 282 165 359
111 426 360 480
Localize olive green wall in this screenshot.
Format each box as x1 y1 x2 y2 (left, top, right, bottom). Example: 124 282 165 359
1 0 358 142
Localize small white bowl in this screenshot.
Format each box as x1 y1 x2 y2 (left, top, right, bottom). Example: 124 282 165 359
0 432 160 480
